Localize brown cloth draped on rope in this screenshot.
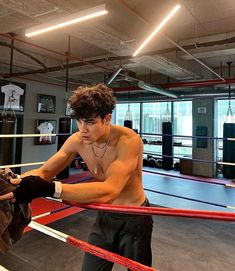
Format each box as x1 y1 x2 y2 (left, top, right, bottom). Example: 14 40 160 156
0 168 31 253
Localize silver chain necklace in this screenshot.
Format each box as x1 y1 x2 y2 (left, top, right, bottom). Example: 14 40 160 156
91 125 112 174
93 137 110 149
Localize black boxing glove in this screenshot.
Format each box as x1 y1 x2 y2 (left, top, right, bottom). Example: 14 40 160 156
13 175 62 203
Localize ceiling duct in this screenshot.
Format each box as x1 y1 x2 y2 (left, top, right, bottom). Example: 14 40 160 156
115 69 137 82
138 81 177 98
107 67 122 85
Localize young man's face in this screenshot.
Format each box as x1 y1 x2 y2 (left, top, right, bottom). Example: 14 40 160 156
77 114 111 144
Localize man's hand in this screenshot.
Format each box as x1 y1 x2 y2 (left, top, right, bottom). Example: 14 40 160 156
0 176 56 203
0 175 20 201
0 190 15 201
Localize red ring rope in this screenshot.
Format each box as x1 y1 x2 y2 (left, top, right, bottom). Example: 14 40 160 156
29 221 157 271
63 201 235 221
67 236 157 271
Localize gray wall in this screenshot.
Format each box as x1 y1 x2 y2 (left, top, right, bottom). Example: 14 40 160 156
16 79 71 172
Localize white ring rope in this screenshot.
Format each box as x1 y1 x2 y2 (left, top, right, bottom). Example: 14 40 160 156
1 135 235 169
29 221 68 242
217 161 235 166
0 265 9 271
2 160 235 170
227 138 235 141
32 212 51 220
225 183 235 188
0 161 45 169
0 133 57 138
1 133 235 141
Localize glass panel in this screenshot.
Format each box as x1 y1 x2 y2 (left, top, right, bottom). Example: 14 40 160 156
173 101 192 158
217 99 235 160
142 102 170 154
115 103 140 132
142 102 170 134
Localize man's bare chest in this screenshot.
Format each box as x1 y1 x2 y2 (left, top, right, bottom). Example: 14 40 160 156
78 146 116 179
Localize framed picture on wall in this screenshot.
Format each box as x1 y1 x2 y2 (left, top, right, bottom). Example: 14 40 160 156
0 79 26 111
35 119 57 145
37 94 56 113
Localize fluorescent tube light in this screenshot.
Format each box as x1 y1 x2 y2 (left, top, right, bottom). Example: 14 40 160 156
25 4 108 37
138 81 177 98
107 67 123 85
133 4 181 57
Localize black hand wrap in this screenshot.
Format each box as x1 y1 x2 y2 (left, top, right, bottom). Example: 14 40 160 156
13 175 55 203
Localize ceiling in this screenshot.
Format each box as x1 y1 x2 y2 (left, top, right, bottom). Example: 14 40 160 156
0 0 235 101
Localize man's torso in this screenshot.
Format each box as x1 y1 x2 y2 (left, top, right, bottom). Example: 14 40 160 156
71 125 145 206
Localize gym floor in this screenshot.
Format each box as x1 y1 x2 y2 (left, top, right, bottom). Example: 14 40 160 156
1 169 235 271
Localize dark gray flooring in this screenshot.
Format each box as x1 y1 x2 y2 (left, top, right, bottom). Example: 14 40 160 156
0 209 235 271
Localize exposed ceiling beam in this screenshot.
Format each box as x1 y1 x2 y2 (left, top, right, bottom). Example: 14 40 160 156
0 40 47 68
113 78 235 92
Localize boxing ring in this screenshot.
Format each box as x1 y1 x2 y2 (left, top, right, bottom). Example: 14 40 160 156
1 131 235 270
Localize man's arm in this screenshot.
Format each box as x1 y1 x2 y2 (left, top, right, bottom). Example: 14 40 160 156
60 134 142 203
0 133 142 204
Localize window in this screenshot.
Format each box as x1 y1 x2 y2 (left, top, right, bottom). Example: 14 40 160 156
217 99 235 159
114 100 193 161
142 102 170 155
173 101 192 157
142 102 170 134
115 103 140 132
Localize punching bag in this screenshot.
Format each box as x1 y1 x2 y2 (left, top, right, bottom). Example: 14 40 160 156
56 117 71 179
0 115 17 166
162 122 173 170
223 123 235 178
124 120 133 129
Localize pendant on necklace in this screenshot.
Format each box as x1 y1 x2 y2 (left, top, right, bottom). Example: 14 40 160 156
94 165 98 174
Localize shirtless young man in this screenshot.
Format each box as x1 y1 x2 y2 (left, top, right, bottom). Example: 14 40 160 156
0 83 153 270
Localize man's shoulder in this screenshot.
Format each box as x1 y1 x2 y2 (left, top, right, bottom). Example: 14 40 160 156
69 131 81 142
62 132 83 154
114 125 139 136
114 125 141 145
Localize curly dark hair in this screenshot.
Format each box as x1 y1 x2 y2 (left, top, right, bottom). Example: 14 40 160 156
69 83 116 120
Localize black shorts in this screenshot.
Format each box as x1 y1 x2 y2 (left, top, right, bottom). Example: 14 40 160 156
81 198 153 271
